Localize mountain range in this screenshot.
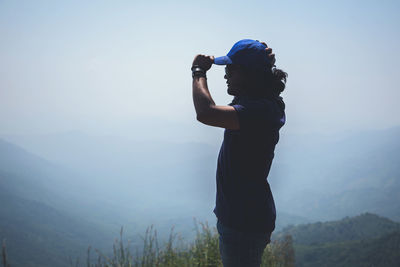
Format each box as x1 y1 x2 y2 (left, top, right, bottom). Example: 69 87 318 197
1 125 399 266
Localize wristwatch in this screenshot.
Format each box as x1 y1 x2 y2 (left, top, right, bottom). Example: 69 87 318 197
191 65 207 78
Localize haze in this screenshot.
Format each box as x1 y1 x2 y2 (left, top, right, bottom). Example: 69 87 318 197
1 0 399 141
1 1 400 264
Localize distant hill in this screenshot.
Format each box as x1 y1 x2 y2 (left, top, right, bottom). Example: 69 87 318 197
0 191 105 267
0 133 311 232
275 213 400 245
0 139 124 267
0 137 303 266
0 136 219 238
270 125 400 222
295 232 400 267
0 138 130 228
3 126 400 224
2 126 400 265
275 213 400 267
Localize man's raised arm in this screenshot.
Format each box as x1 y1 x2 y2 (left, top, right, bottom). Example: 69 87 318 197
191 54 239 130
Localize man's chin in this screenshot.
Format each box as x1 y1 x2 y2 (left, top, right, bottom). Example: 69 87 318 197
227 87 237 96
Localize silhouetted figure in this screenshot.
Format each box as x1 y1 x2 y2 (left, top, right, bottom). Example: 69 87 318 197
191 39 287 267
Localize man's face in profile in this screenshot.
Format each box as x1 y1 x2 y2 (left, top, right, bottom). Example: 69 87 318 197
224 64 246 96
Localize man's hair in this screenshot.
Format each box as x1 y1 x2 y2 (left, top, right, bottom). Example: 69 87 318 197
242 66 288 97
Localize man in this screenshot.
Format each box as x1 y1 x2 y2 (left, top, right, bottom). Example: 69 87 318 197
191 39 287 267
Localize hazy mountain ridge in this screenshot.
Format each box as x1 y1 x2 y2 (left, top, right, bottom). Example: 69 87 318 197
275 213 400 244
0 132 220 208
2 126 400 224
0 140 122 266
0 133 310 266
275 213 400 267
0 190 110 267
295 231 400 267
270 126 400 221
1 126 400 266
0 137 217 267
0 138 130 227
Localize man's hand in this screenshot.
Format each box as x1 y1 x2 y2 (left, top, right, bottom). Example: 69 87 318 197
192 54 215 71
259 41 276 67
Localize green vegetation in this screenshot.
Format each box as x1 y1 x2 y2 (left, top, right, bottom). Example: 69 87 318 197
73 220 294 267
1 219 294 267
294 231 400 267
276 213 400 267
275 213 400 245
4 213 400 266
0 191 111 267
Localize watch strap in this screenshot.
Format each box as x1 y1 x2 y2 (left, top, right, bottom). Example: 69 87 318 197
191 65 207 78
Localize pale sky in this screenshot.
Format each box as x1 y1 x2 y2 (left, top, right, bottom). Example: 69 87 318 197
1 0 399 140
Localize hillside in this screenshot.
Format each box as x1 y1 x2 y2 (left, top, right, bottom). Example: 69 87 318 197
0 138 132 230
1 126 400 266
275 213 400 267
275 213 400 245
0 134 310 232
295 232 400 267
0 140 122 267
3 126 400 223
270 126 400 221
0 191 106 267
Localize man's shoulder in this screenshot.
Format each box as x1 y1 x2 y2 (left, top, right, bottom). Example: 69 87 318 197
234 96 278 113
249 96 285 115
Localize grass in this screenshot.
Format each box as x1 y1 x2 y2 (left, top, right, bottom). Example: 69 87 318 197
77 218 295 267
1 219 295 267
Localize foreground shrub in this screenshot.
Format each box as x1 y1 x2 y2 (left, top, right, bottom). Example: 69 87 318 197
79 219 294 267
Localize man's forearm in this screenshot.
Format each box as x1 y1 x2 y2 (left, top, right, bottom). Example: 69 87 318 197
192 76 216 119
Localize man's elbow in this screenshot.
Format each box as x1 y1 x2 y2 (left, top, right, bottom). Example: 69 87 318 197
196 110 212 124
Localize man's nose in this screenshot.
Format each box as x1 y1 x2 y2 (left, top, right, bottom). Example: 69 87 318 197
224 74 227 79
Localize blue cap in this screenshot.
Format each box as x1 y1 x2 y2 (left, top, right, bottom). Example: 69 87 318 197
214 39 271 70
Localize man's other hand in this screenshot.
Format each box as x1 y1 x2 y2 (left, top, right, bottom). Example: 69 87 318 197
192 54 215 71
259 41 276 67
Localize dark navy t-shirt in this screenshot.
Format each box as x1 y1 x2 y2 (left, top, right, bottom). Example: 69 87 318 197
213 95 286 234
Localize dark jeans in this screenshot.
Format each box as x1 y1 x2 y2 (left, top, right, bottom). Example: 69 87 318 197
217 219 271 267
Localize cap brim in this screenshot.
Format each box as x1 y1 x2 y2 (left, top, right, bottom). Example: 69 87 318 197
213 56 232 65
